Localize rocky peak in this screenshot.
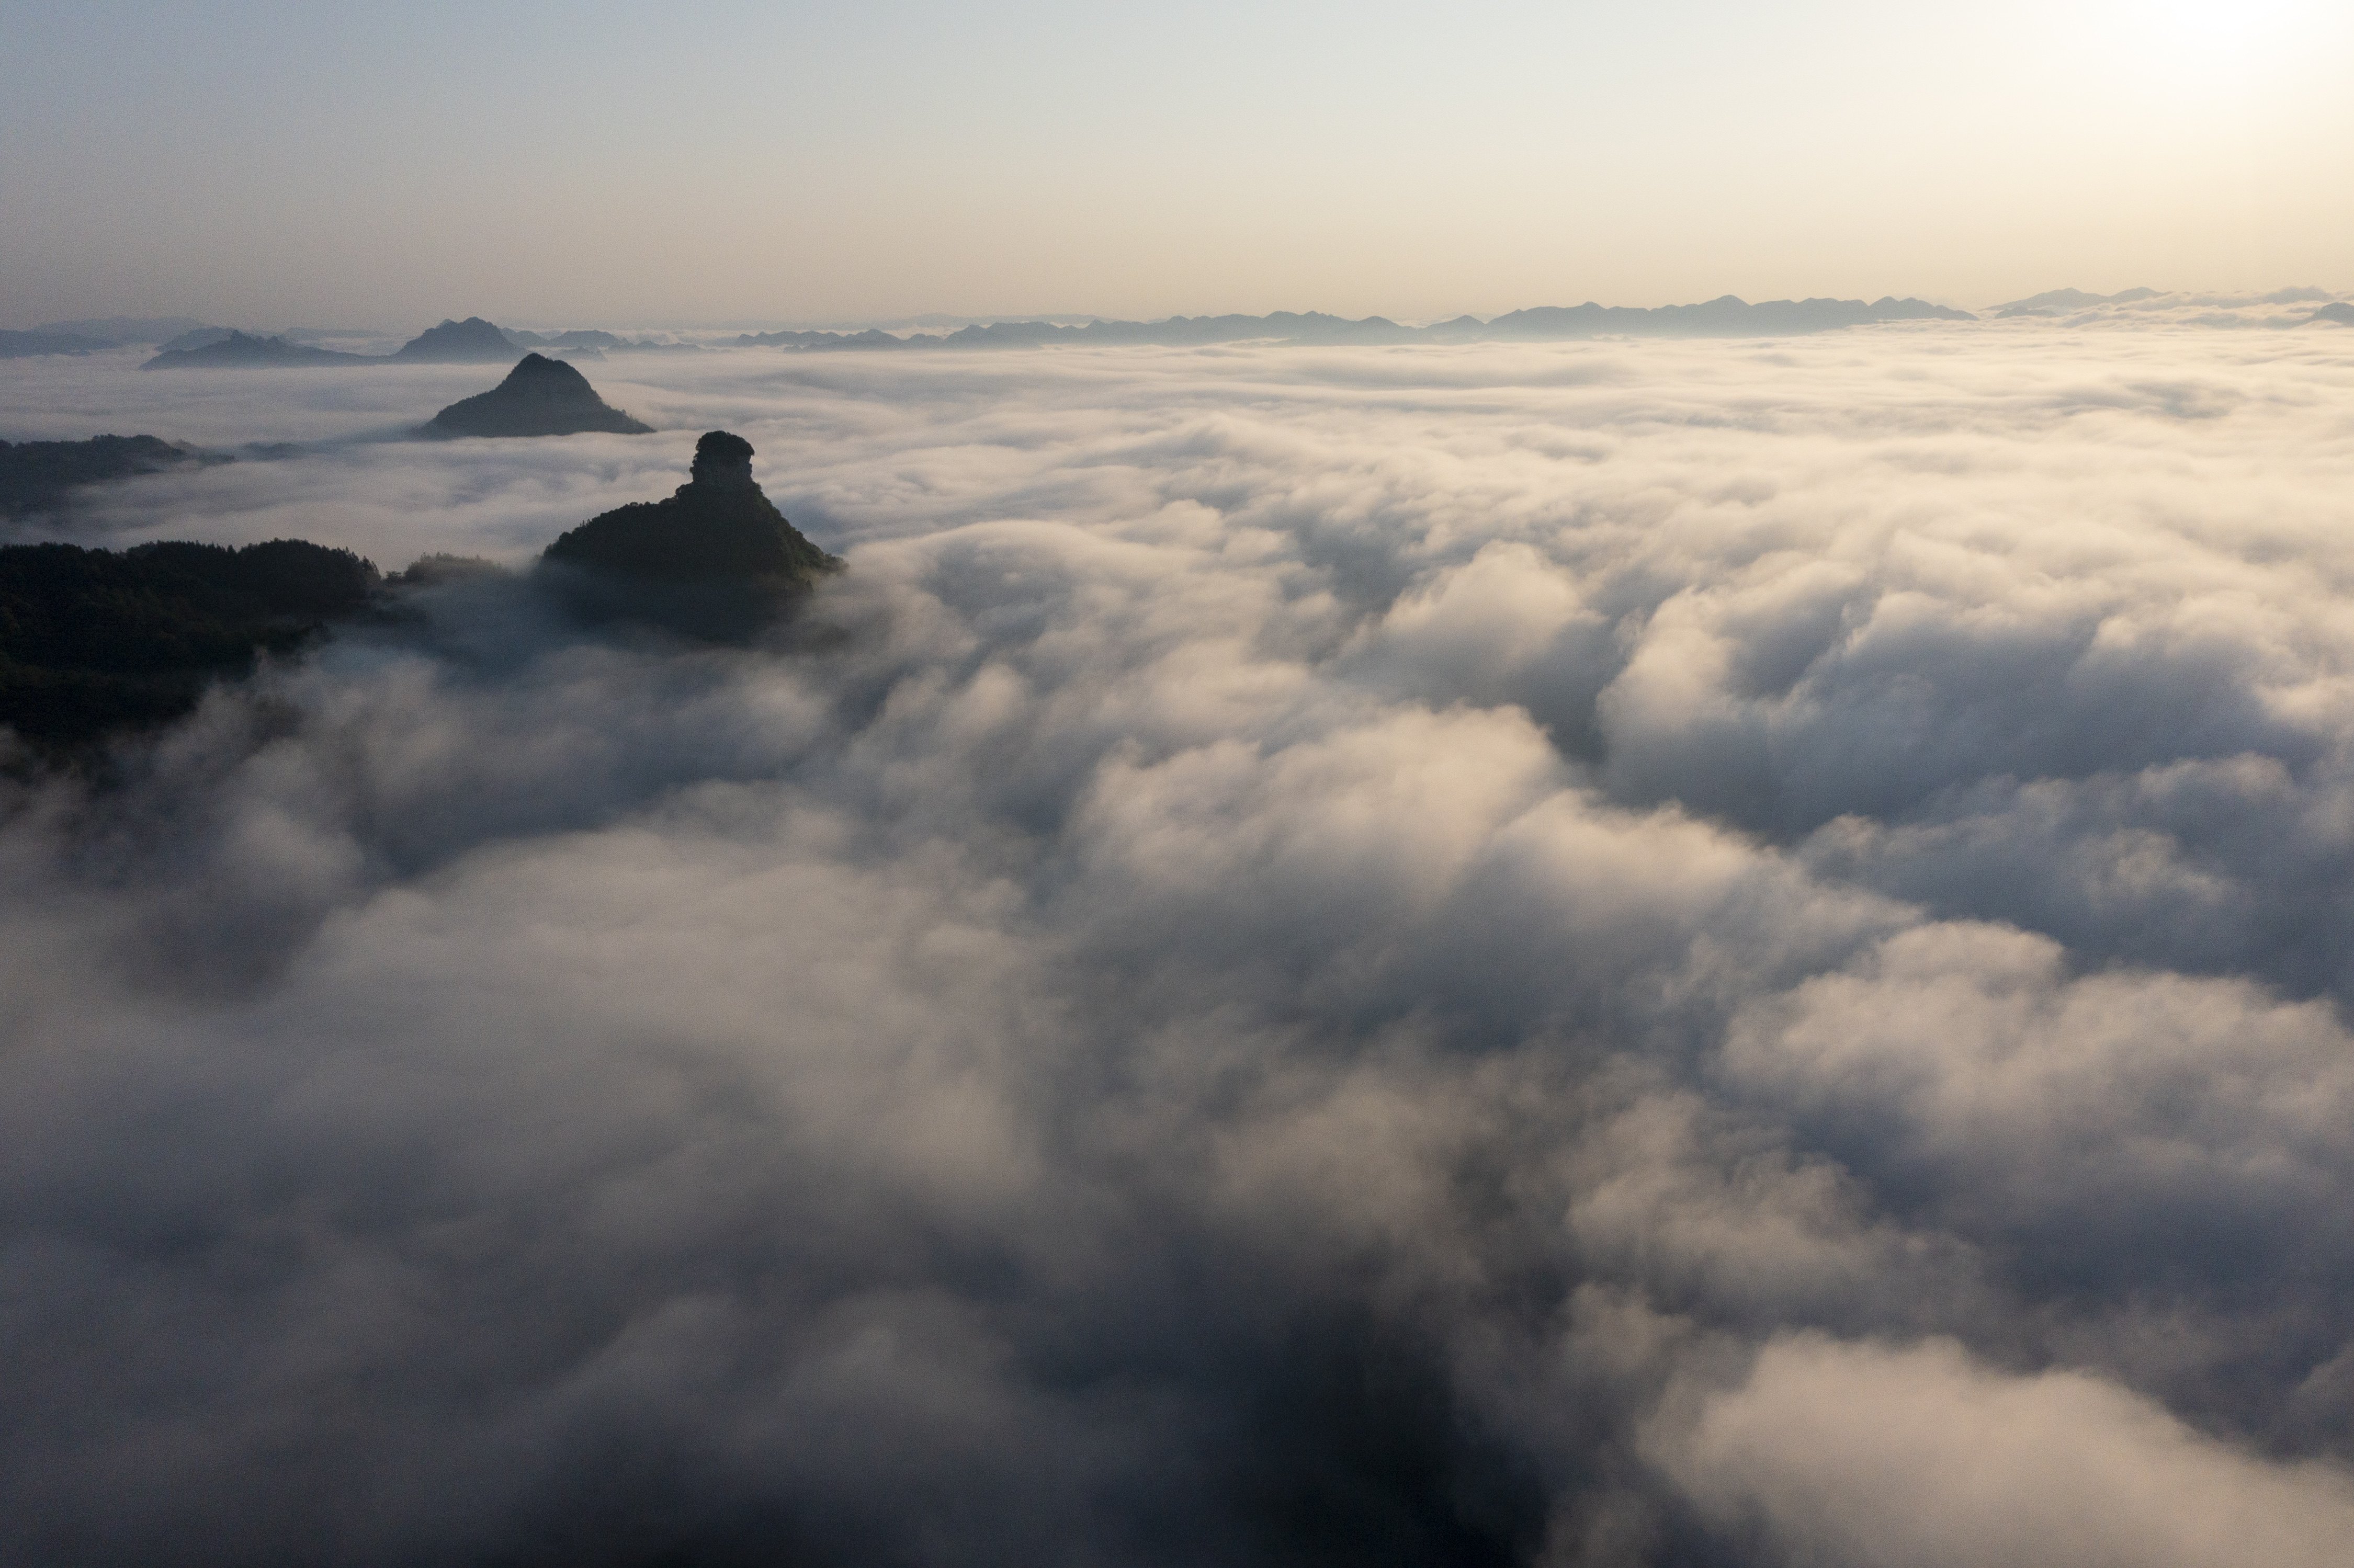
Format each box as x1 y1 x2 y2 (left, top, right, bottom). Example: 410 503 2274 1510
687 430 757 491
539 429 839 605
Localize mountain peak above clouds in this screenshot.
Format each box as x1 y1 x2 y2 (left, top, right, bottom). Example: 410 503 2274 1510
540 431 836 591
394 316 526 361
536 430 840 639
425 354 653 438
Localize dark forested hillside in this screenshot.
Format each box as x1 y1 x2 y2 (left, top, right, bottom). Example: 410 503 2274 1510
0 538 379 745
1 434 226 518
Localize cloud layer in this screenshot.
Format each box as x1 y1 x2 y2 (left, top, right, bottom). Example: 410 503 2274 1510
5 322 2354 1566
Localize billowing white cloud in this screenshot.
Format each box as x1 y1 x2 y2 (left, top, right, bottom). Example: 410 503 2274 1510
1650 1334 2354 1568
4 322 2354 1565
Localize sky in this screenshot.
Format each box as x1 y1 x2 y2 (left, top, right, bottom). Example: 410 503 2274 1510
5 0 2353 327
7 324 2354 1565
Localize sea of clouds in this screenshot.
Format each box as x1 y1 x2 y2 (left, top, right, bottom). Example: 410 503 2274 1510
4 313 2354 1567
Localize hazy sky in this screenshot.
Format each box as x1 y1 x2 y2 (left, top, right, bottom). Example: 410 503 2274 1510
6 0 2352 327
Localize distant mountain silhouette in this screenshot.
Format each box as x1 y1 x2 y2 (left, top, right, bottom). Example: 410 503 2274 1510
393 317 524 361
0 330 116 359
2303 302 2354 327
505 328 626 350
735 327 912 350
1480 295 1972 336
153 325 377 354
2 435 228 519
540 431 839 636
425 354 653 438
737 312 1422 349
156 326 236 353
1991 287 2162 317
736 297 1972 350
767 313 1104 334
38 315 585 363
141 331 369 369
0 538 378 746
32 316 209 346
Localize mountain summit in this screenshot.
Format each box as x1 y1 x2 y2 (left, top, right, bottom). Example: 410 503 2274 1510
543 431 836 586
140 331 369 369
394 316 522 361
425 354 653 437
538 431 839 635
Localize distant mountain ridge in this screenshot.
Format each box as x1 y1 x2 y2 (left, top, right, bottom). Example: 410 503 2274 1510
1992 287 2164 318
155 325 382 354
19 316 209 349
394 317 520 362
125 317 667 368
737 295 1975 350
0 331 117 360
30 288 2351 370
505 327 625 350
2 317 211 357
141 331 371 369
1478 295 1971 335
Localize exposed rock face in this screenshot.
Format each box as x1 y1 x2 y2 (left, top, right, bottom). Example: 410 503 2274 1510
538 431 839 635
140 331 367 369
687 429 757 490
394 317 522 361
425 354 653 438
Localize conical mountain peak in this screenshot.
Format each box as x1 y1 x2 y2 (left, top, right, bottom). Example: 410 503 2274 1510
426 354 653 438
